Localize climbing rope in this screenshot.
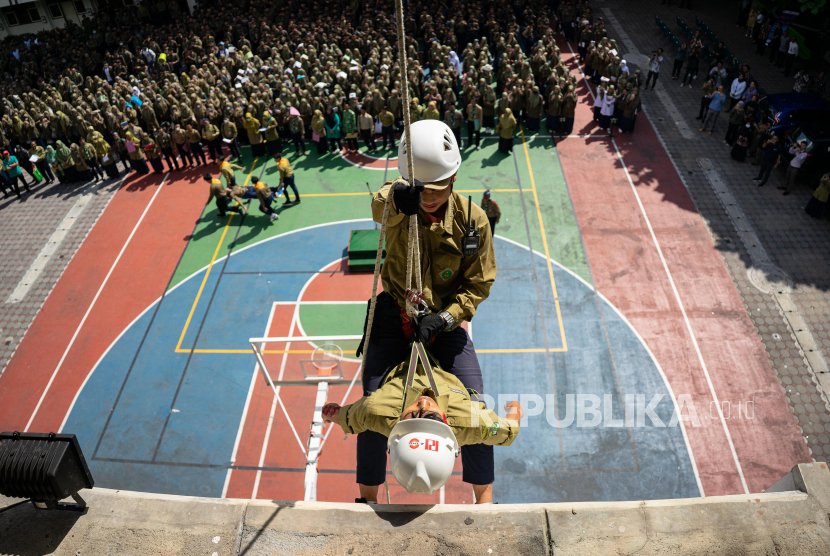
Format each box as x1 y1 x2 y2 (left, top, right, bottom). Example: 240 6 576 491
360 0 423 369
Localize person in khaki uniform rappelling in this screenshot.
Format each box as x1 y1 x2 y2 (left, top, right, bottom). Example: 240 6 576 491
327 119 520 504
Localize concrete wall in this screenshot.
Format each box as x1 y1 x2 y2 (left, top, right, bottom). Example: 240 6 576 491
2 464 830 555
0 0 92 39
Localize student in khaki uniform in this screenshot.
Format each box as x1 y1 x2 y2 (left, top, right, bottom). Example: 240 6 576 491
480 190 501 233
222 116 241 160
27 141 55 184
379 106 396 150
220 159 244 187
355 120 498 504
275 155 299 205
204 173 245 218
201 119 222 163
186 124 207 166
466 97 482 150
251 177 280 222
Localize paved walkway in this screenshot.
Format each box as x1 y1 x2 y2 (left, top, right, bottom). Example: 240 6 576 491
0 164 129 375
595 0 830 462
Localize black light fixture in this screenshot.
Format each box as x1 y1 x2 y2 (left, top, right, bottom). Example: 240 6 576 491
0 432 94 511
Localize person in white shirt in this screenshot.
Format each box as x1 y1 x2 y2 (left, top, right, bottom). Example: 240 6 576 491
784 40 799 77
729 76 747 109
781 141 809 195
599 86 616 130
645 49 663 91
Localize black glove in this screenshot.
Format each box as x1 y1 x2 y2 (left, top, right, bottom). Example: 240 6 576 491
393 179 425 215
414 313 445 344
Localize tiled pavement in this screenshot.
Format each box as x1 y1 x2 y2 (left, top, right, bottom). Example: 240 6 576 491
0 165 128 375
594 0 830 463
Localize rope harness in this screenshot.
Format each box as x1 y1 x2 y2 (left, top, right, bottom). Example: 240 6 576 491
361 0 424 369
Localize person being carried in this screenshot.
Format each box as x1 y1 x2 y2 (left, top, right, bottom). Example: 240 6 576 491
204 173 246 218
323 344 523 495
354 119 500 503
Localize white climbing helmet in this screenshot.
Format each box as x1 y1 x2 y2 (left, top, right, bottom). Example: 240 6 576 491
387 417 460 494
398 120 462 188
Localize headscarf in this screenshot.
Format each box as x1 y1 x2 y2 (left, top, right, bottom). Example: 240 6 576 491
324 107 336 128
55 140 71 165
448 51 463 76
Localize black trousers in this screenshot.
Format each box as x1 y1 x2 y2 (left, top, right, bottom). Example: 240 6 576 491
357 293 494 487
215 195 244 217
381 125 395 148
756 160 775 186
645 71 659 89
292 132 306 153
206 138 221 161
227 138 241 159
360 128 377 151
190 141 207 165
487 217 497 235
682 67 698 85
671 59 684 78
698 96 710 119
36 160 55 182
466 121 481 148
161 148 179 170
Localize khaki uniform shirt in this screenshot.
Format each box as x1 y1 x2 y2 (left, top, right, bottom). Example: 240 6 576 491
481 198 501 220
220 161 243 185
222 121 238 139
371 184 496 326
277 158 294 180
379 112 395 127
338 357 519 447
208 178 227 202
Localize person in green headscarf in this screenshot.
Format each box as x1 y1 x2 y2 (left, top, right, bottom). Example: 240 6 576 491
55 140 76 183
45 145 61 183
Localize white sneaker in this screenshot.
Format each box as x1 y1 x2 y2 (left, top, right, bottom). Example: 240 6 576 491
618 128 623 134
270 213 279 222
476 146 480 150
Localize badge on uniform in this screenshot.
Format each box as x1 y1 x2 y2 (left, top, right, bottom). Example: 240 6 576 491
441 269 453 280
482 422 500 439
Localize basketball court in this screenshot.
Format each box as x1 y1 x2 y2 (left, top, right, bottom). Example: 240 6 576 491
0 44 810 505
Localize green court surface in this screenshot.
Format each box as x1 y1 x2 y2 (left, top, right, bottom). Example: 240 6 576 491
170 133 591 291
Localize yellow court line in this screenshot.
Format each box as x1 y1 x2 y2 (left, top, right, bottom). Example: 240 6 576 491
520 128 568 352
176 158 259 353
298 188 529 198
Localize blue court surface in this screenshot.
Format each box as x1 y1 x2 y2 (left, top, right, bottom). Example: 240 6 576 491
63 220 700 502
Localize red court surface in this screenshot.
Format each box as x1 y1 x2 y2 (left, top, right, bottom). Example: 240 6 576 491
555 42 810 496
0 168 212 434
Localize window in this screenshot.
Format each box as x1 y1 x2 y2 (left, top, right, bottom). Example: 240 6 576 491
3 5 39 26
48 4 64 18
73 0 86 14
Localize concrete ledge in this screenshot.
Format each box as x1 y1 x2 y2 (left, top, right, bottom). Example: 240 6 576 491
3 465 830 555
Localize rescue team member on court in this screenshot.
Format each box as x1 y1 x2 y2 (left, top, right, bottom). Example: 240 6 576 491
346 119 501 503
480 190 501 234
204 173 246 217
275 155 300 205
251 177 280 222
220 158 245 188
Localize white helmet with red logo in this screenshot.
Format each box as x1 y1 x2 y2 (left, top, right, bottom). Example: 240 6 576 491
387 418 460 494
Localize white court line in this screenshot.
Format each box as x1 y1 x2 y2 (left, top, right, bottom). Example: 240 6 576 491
6 180 104 303
611 139 748 494
252 308 299 499
25 172 170 432
222 301 278 499
272 301 365 305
